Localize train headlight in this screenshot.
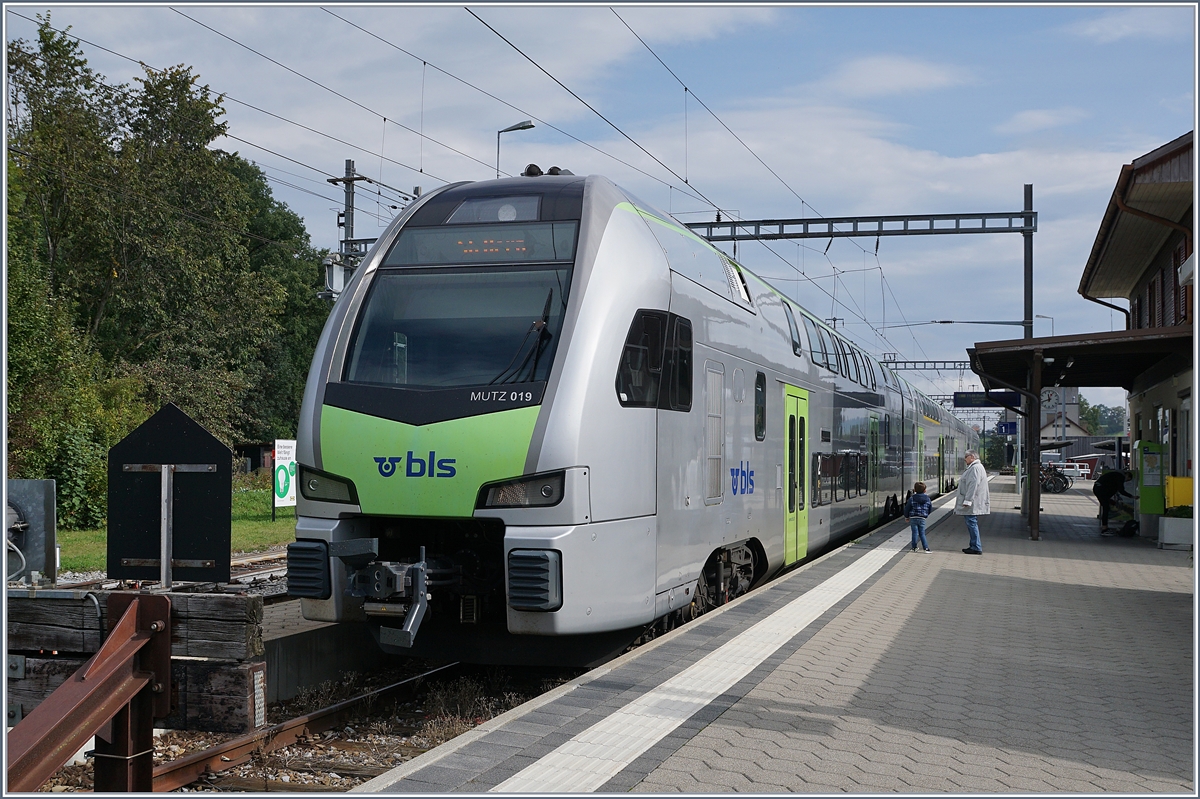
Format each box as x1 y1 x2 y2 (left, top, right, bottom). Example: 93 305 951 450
299 465 359 504
478 471 565 508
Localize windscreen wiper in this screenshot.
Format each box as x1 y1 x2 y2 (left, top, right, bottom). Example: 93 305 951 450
487 289 553 385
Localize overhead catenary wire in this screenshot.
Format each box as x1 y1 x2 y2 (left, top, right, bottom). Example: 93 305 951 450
6 11 429 207
455 8 914 358
611 10 815 217
170 7 498 177
322 7 710 200
610 8 872 257
465 7 726 215
10 9 943 378
8 35 415 214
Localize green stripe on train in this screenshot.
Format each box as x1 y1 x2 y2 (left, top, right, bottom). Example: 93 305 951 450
320 404 540 517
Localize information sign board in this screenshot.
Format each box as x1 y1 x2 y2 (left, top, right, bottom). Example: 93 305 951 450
996 421 1018 436
954 391 1021 408
274 439 297 508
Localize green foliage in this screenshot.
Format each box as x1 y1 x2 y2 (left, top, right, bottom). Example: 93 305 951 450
1078 396 1126 436
978 432 1008 470
5 218 147 528
7 17 330 528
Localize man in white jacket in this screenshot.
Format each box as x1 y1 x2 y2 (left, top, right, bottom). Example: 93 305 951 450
957 450 990 555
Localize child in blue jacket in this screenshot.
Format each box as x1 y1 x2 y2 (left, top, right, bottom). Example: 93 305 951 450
904 482 932 552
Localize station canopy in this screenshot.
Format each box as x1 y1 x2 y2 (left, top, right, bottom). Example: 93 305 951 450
968 325 1193 392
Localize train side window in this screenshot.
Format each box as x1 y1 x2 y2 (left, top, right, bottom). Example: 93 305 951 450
754 372 767 440
801 316 828 370
788 415 796 513
862 352 878 390
816 453 825 503
616 310 667 407
781 303 803 356
796 417 806 511
884 414 891 447
834 337 850 379
847 346 862 384
858 453 867 495
834 454 844 501
659 314 693 412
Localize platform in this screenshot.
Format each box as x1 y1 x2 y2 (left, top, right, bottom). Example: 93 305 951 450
357 476 1194 793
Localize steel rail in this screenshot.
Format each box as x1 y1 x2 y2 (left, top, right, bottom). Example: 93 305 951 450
150 662 460 791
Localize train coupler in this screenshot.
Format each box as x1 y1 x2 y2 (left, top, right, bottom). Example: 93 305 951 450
334 542 430 647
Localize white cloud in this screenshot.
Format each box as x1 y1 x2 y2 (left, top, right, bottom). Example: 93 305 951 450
818 55 971 99
1159 92 1195 115
1067 8 1192 44
9 4 1185 384
994 108 1089 135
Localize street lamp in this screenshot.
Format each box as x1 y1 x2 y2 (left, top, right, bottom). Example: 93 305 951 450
1035 314 1054 337
497 120 534 178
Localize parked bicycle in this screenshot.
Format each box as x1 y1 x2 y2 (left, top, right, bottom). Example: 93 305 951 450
1040 464 1071 494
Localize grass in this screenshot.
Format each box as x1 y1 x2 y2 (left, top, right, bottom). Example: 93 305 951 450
57 484 299 574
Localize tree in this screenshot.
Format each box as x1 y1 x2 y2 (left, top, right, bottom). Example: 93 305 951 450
6 159 147 527
220 157 329 441
7 18 329 526
1078 396 1127 436
1078 396 1101 436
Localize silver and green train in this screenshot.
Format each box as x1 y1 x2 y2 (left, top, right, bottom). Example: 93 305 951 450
287 171 978 666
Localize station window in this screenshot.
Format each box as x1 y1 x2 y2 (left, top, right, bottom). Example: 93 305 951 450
754 372 767 440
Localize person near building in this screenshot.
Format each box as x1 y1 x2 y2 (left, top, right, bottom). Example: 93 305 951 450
957 450 990 554
904 482 932 552
1093 469 1136 533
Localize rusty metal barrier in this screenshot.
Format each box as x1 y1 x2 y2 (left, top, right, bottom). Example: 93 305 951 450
6 593 171 792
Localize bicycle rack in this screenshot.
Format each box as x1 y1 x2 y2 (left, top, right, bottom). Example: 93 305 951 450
6 593 172 792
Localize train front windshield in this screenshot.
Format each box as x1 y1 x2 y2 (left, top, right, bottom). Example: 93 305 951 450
344 261 573 389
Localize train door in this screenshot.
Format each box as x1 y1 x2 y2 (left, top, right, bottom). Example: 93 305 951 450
917 425 925 486
868 414 881 526
784 386 809 564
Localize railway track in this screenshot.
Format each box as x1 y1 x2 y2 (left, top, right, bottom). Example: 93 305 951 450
54 550 290 592
151 662 461 791
38 661 580 791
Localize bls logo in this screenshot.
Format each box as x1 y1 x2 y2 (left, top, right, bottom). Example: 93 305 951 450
730 461 755 495
374 451 457 478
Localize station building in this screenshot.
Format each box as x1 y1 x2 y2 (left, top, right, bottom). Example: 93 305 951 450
971 130 1194 540
1079 131 1194 505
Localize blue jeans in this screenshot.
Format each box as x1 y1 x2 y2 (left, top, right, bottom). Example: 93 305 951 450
909 518 928 550
964 515 982 552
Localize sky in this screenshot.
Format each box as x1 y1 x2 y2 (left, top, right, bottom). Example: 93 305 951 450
5 2 1197 417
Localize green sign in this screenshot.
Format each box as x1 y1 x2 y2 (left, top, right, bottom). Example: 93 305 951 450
274 439 297 507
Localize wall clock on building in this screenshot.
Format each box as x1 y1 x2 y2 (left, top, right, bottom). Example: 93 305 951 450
1041 389 1060 406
